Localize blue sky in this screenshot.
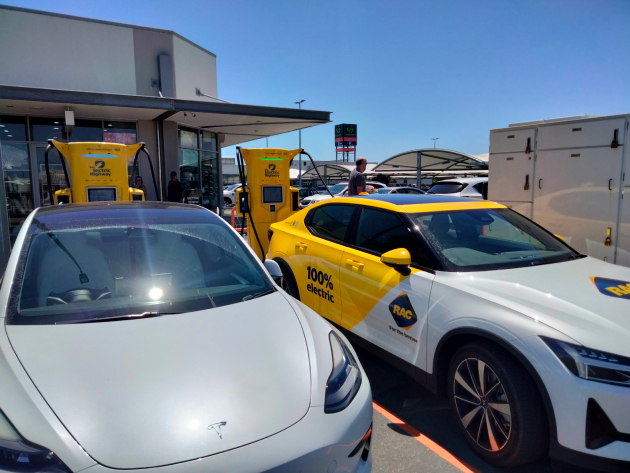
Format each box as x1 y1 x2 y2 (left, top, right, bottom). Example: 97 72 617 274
3 0 629 161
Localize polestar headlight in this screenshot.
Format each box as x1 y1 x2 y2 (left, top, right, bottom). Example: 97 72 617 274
541 337 630 387
325 332 362 413
0 410 70 472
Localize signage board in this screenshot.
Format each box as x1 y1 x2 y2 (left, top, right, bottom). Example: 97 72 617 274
334 124 358 148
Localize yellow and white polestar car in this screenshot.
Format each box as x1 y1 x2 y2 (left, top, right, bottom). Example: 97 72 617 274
268 194 630 472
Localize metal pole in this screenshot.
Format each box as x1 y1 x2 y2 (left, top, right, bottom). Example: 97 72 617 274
432 138 439 148
295 100 305 187
416 151 422 189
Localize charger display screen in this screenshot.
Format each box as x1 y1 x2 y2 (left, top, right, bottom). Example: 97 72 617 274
262 186 283 204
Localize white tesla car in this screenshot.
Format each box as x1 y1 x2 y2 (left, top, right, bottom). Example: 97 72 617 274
0 202 372 473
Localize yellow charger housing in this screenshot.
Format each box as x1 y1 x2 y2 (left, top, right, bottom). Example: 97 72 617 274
236 148 302 260
48 140 145 204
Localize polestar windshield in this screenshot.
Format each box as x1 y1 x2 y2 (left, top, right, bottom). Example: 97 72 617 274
412 208 581 271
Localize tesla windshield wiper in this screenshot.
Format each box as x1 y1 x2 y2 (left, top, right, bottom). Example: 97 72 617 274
242 289 275 301
57 311 167 324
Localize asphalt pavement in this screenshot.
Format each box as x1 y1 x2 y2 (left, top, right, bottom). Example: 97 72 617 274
354 345 601 473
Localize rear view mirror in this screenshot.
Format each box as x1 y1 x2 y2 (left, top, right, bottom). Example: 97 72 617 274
380 248 411 276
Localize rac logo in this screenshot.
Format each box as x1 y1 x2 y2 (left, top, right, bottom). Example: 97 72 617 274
591 276 630 300
389 292 417 329
95 160 105 169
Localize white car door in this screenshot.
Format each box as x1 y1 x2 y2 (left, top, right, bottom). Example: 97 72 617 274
340 207 434 370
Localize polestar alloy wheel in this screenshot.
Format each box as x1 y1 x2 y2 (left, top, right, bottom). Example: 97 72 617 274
453 357 511 452
447 341 547 467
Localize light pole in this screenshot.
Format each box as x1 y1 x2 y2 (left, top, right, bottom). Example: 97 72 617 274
295 100 305 187
432 137 439 149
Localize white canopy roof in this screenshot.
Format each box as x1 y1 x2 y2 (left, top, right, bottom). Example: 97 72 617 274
371 149 488 175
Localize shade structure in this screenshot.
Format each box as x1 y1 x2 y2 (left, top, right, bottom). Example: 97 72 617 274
371 149 488 176
300 162 378 180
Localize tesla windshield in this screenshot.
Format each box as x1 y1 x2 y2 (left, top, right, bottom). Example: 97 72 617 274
412 208 581 271
8 207 274 325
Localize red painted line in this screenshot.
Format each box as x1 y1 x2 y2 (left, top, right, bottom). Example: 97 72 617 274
373 402 481 473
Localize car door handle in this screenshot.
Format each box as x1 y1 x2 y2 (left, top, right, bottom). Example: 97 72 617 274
295 241 308 250
346 259 365 269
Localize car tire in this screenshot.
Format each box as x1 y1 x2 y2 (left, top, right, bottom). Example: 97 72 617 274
447 341 548 468
224 197 232 206
275 258 300 301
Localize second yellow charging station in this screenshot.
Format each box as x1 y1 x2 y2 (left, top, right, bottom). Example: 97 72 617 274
236 147 302 260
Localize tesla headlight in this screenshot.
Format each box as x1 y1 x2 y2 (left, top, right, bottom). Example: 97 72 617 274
0 410 70 472
301 198 309 205
540 337 630 387
325 332 362 413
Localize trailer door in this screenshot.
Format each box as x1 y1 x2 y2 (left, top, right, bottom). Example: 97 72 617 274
533 147 623 262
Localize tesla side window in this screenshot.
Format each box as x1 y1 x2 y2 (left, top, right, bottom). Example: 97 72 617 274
354 208 419 262
307 205 355 243
8 210 274 325
412 208 579 271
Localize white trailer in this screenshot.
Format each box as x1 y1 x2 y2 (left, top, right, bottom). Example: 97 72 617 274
488 113 630 266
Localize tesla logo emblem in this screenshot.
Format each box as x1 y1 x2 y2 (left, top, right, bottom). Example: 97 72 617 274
95 161 105 169
207 421 227 439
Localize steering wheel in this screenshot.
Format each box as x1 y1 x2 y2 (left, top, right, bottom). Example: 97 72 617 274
47 288 111 306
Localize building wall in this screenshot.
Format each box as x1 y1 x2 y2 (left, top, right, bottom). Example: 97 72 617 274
0 8 137 94
162 121 180 196
0 6 217 101
133 29 175 98
173 36 217 101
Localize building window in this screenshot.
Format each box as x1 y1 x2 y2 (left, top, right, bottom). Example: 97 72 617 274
104 121 137 146
178 126 219 210
30 117 64 142
69 119 102 142
1 116 33 244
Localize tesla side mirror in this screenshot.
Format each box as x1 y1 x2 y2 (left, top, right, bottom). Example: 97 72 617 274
264 259 283 285
381 248 412 276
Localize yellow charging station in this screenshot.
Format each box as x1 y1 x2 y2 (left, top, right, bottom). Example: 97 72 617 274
236 147 302 260
45 139 158 205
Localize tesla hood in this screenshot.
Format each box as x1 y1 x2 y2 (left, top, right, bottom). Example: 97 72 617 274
6 293 311 469
437 257 630 356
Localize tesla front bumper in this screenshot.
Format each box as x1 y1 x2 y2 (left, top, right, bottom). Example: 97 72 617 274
77 379 372 473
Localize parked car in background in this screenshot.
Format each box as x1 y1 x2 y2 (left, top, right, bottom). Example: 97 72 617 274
426 177 487 199
300 181 387 209
295 187 320 199
376 187 425 195
223 183 242 206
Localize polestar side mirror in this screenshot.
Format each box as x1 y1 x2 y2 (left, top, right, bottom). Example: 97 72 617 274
380 248 412 276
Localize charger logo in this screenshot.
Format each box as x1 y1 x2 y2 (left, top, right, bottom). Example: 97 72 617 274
265 164 280 177
389 292 417 329
591 277 630 300
95 161 105 169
